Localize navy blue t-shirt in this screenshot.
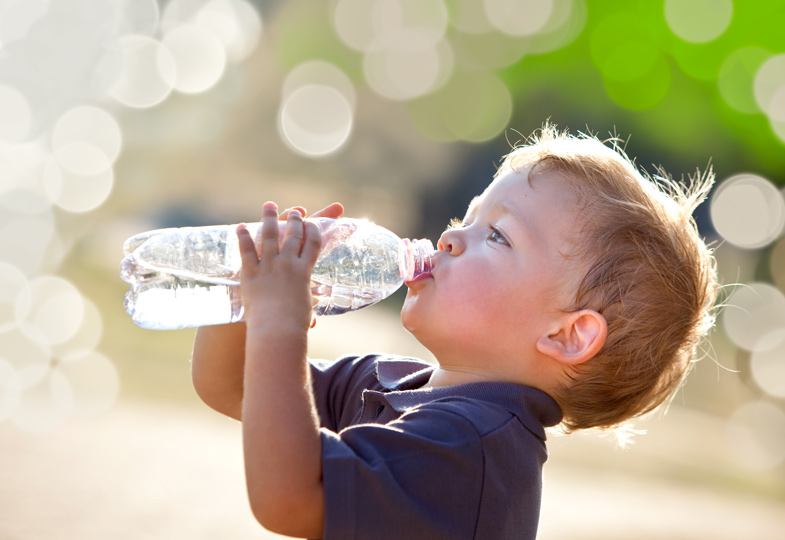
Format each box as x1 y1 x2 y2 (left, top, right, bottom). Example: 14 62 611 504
309 354 563 540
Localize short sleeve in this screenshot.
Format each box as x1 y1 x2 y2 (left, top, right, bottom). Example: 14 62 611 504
310 355 382 432
320 403 484 540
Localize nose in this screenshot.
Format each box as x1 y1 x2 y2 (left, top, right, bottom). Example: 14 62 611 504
437 227 464 256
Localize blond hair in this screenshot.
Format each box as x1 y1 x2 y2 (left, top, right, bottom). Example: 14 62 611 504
498 124 718 433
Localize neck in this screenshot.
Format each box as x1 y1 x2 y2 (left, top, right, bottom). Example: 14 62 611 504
423 366 502 389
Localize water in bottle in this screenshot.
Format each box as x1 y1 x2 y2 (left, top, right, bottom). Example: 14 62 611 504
120 217 434 330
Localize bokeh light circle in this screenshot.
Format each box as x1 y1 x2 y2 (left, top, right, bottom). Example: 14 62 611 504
283 61 356 109
333 0 448 52
112 0 160 37
771 236 785 291
598 40 660 83
279 84 353 158
42 150 114 213
754 54 785 118
602 54 671 110
332 0 382 52
771 117 785 145
0 327 51 384
363 29 444 101
750 332 785 398
109 35 176 108
527 0 587 55
718 47 771 114
0 261 29 332
408 71 511 142
51 297 104 361
54 142 112 177
194 0 262 63
0 213 57 275
722 282 785 352
380 0 448 43
0 0 48 45
0 188 51 217
14 276 85 347
664 0 733 44
160 0 210 32
669 37 729 82
710 174 785 249
163 23 227 94
725 402 785 471
484 0 553 37
449 0 495 34
0 137 49 199
51 106 122 166
590 13 671 110
0 84 32 144
451 29 529 70
768 85 785 123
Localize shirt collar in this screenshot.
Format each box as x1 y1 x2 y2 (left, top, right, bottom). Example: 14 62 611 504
370 357 563 436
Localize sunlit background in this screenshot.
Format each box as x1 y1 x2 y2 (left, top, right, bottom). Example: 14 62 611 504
1 0 785 538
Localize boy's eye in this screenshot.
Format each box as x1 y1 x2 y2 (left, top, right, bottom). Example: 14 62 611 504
488 226 509 246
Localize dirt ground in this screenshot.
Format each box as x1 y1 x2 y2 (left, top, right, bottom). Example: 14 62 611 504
2 396 784 540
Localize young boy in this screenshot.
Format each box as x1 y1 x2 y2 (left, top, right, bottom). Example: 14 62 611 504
190 125 718 539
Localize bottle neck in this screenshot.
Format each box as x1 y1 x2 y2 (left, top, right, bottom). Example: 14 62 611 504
401 238 435 282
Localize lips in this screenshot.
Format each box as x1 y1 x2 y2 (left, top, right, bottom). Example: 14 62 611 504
406 252 441 288
405 270 433 287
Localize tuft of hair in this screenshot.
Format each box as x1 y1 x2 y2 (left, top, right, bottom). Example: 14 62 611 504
498 123 719 434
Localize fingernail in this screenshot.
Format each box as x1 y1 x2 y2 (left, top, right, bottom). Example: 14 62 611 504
290 208 302 218
263 201 277 210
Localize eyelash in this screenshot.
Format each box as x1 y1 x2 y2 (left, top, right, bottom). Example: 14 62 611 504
447 218 509 246
487 226 508 245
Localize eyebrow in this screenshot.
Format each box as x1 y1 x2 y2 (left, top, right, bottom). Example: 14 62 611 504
492 199 529 232
463 196 532 246
464 196 527 227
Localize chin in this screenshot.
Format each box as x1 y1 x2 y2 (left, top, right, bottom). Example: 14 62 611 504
400 300 422 334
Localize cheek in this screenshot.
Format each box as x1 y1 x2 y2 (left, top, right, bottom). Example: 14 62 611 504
400 289 428 330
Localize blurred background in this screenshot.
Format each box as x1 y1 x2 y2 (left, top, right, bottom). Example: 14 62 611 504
1 0 785 538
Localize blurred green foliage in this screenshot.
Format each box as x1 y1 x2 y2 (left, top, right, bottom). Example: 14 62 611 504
267 0 785 183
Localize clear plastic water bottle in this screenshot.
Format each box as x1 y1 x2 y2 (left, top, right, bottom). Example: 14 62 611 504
120 217 434 330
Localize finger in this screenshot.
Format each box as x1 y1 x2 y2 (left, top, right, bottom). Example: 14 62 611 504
301 220 323 266
260 201 280 256
278 206 307 221
280 208 305 255
236 224 259 267
309 202 344 219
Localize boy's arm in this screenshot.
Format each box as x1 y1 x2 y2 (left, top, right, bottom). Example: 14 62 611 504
236 203 324 538
190 203 343 421
191 322 247 420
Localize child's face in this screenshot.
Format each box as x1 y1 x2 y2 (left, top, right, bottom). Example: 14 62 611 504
401 166 583 380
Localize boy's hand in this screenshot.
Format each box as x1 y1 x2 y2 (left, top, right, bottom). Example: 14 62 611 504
278 202 344 222
236 202 322 331
274 202 344 328
238 202 329 537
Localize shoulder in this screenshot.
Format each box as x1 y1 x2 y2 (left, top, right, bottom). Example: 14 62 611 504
397 396 527 443
380 394 551 467
310 353 432 391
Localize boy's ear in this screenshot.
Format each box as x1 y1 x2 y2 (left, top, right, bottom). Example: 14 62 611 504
536 309 607 366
